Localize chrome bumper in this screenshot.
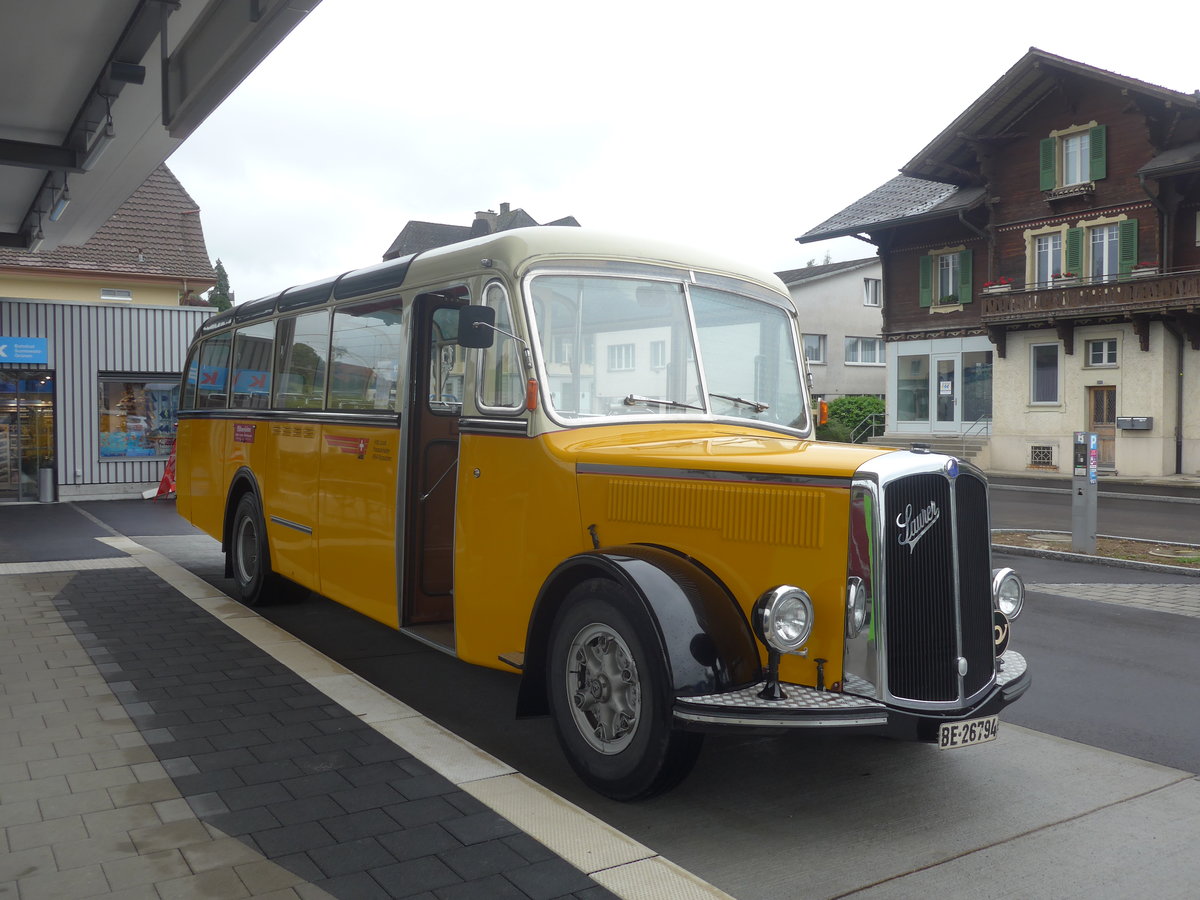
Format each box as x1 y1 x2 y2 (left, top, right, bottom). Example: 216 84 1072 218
673 650 1028 731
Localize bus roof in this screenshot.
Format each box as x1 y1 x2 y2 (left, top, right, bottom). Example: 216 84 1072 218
200 227 788 335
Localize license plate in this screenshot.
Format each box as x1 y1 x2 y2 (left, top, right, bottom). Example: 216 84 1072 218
938 715 999 749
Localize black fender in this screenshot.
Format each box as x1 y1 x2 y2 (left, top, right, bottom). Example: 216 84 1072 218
516 545 762 718
221 467 264 578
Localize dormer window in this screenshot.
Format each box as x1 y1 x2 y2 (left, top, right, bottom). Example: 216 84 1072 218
1040 123 1107 191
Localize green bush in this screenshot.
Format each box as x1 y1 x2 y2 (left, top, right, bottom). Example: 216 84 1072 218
826 395 885 443
816 420 855 443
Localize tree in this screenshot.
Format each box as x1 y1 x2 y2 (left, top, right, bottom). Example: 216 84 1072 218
208 259 233 311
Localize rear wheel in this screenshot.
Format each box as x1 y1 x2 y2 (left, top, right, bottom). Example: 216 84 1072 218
547 578 703 800
230 493 279 606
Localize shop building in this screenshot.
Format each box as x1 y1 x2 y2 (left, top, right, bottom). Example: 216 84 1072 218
0 166 214 501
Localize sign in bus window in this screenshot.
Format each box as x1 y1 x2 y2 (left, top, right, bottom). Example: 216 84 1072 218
230 321 275 409
197 333 231 408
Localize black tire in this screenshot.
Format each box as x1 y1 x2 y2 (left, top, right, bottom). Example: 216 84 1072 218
229 492 279 606
547 578 703 800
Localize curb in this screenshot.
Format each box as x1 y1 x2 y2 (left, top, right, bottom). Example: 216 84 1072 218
992 541 1200 578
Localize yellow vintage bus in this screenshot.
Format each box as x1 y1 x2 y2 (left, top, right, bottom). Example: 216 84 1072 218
175 227 1029 799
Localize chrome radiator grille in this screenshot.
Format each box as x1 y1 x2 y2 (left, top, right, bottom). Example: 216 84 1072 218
882 469 995 705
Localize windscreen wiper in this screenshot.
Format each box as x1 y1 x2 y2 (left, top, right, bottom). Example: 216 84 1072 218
623 394 704 411
709 392 770 413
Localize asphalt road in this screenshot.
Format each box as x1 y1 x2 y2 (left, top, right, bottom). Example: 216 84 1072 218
990 482 1200 540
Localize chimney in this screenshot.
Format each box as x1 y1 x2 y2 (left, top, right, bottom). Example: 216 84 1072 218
471 209 497 237
500 202 510 215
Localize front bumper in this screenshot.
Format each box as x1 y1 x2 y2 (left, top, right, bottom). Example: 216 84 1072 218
673 650 1030 739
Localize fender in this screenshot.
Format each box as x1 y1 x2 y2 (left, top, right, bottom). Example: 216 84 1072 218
516 545 762 718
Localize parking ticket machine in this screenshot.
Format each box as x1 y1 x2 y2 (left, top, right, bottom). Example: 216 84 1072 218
1072 431 1098 554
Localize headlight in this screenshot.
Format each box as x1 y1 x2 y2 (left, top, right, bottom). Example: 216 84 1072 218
752 586 814 653
992 567 1024 619
846 576 870 637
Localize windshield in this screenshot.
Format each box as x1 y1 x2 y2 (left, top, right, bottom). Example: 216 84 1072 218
528 272 807 430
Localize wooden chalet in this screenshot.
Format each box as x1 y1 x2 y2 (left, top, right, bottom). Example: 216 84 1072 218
800 49 1200 477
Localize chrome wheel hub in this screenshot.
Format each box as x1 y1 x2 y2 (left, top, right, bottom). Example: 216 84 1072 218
566 623 641 754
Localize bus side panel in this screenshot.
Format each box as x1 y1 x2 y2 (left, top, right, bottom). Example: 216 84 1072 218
176 417 227 540
317 423 401 628
453 433 586 669
261 421 321 589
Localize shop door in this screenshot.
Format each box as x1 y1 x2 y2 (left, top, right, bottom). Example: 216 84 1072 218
1088 386 1116 469
933 355 958 431
0 371 55 502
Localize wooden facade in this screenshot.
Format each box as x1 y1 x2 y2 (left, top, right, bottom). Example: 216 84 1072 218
801 49 1200 476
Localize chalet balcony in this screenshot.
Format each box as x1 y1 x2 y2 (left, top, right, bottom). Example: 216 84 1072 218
980 269 1200 354
980 269 1200 324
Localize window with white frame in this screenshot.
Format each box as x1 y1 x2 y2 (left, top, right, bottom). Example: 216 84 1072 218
863 278 881 307
1089 224 1120 282
844 336 883 365
650 340 667 368
1030 343 1060 403
803 333 826 364
937 253 959 302
1086 338 1117 367
1039 124 1107 190
100 288 133 302
607 343 635 371
1062 132 1090 186
1035 233 1063 284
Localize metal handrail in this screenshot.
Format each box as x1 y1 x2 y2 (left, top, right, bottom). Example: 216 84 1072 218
961 413 991 455
851 411 886 444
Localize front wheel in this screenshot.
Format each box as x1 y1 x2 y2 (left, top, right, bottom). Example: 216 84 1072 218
547 579 703 800
230 492 279 606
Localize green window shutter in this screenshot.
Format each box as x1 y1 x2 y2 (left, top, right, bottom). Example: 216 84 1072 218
1039 138 1057 190
957 250 973 303
1065 228 1084 275
919 255 932 307
1089 125 1107 181
1118 218 1139 273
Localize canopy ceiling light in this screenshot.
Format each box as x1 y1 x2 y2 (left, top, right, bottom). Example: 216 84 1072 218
48 177 71 222
80 96 116 172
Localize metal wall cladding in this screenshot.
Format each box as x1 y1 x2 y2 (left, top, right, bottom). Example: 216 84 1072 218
883 471 995 704
0 298 211 488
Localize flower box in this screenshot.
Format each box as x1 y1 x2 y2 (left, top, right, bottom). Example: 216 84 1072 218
1130 266 1159 277
983 284 1012 294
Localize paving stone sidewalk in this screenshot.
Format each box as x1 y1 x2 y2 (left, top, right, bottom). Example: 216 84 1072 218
1026 582 1200 618
0 565 615 900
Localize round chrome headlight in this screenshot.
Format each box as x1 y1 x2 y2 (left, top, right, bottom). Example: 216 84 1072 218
846 576 870 637
992 567 1025 619
752 586 814 653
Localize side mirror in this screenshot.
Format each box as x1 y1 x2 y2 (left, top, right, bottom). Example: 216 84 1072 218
457 305 497 349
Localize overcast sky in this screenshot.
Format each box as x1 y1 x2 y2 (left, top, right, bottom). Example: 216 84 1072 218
167 1 1200 304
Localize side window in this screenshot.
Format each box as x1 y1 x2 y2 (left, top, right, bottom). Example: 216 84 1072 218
429 307 463 413
181 347 200 410
329 297 406 411
197 333 232 408
477 281 525 413
230 321 275 409
274 311 330 409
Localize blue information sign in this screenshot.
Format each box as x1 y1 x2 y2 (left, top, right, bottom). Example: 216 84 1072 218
0 337 48 364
